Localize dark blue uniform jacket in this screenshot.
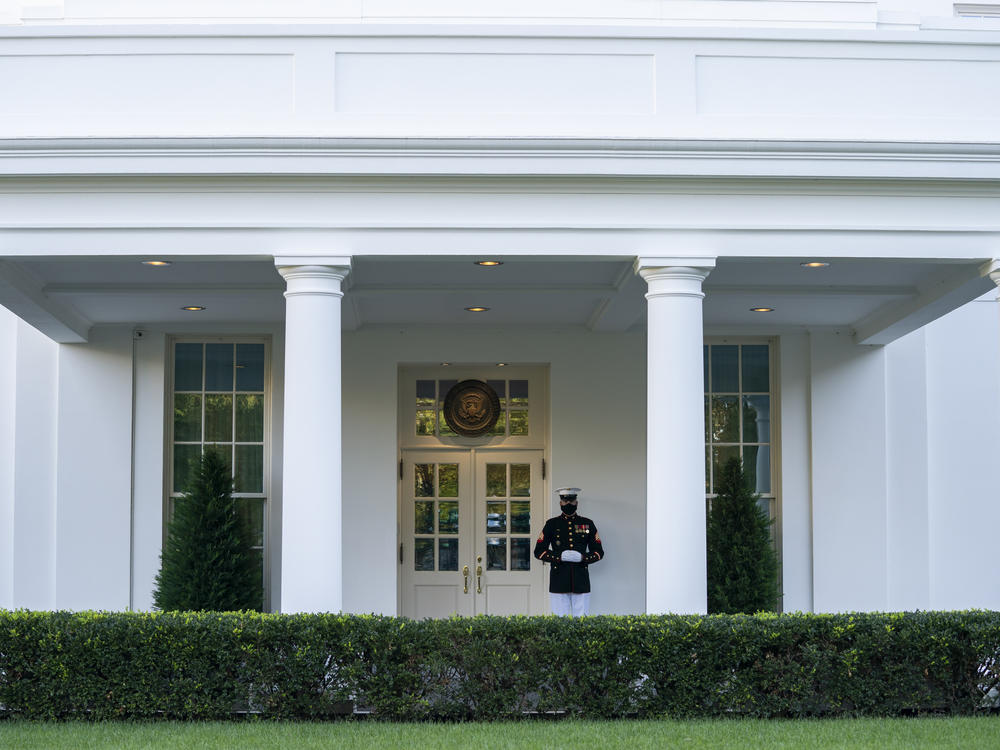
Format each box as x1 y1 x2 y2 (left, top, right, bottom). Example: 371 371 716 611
533 513 604 594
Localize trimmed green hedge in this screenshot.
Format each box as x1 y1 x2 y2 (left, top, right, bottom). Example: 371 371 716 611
1 610 997 720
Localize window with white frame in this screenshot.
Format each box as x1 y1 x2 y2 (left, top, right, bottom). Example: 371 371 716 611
169 339 268 608
704 342 775 524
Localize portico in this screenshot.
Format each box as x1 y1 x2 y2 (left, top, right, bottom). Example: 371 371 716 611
3 18 1000 615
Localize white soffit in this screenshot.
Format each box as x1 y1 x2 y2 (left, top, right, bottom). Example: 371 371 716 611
1 255 995 344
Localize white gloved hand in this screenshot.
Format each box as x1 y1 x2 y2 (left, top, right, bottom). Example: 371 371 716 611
561 550 583 563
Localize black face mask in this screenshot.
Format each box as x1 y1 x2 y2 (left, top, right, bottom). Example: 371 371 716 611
561 502 578 515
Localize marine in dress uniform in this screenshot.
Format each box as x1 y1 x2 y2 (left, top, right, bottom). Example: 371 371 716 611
533 487 605 616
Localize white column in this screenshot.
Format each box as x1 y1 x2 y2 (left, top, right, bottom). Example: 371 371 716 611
275 257 351 613
636 256 715 614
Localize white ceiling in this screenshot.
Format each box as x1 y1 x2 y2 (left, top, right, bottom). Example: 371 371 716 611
2 254 993 342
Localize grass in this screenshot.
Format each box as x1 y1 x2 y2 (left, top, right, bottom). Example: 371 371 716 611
1 716 998 750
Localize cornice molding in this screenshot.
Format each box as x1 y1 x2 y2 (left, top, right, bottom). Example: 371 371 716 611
3 138 1000 181
0 23 995 43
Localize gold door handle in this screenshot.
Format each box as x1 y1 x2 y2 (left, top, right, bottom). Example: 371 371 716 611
476 564 483 594
463 565 470 594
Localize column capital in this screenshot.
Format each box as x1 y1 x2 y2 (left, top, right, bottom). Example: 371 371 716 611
635 257 716 300
275 257 351 299
634 256 717 274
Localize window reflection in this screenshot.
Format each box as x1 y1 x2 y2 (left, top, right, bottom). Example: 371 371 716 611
511 539 531 571
487 538 506 570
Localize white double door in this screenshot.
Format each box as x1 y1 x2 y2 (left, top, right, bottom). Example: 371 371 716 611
400 449 546 619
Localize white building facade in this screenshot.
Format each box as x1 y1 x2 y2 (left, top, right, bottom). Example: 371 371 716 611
2 0 1000 617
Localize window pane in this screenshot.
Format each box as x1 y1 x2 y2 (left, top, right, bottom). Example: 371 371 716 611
235 394 264 442
710 396 739 443
234 445 263 493
487 380 506 408
510 464 530 497
173 443 201 494
711 445 741 495
510 501 530 533
511 538 531 571
487 501 507 533
438 409 456 436
416 380 435 407
742 395 771 443
711 345 739 393
438 501 459 534
173 393 202 442
416 410 435 436
438 378 458 434
415 464 434 497
235 344 265 391
414 501 434 534
205 344 234 392
509 410 529 436
414 539 434 571
510 380 528 406
438 464 458 497
487 538 506 571
742 345 770 393
438 539 458 572
174 343 203 391
744 445 771 494
238 498 266 548
204 443 232 474
205 394 233 443
488 411 506 436
486 464 506 497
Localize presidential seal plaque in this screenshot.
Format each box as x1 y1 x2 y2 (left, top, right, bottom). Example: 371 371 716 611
442 380 501 437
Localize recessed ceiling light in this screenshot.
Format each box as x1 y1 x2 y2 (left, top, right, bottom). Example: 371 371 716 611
441 362 451 366
800 261 830 268
750 307 775 313
465 306 490 312
475 260 503 267
496 363 507 367
181 305 205 311
142 260 172 267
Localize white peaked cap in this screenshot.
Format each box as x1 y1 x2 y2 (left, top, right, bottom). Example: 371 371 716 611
556 487 582 497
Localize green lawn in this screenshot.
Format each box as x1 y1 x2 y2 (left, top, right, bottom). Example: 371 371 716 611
1 717 998 750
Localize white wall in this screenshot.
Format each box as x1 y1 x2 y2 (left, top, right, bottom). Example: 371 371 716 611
10 314 58 610
342 326 646 616
15 0 880 27
885 327 931 610
130 329 165 611
924 298 1000 610
54 326 133 610
778 333 813 613
809 331 889 612
0 307 16 608
3 26 999 144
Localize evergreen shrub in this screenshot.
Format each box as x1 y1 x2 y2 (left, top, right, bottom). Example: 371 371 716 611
153 451 262 612
707 457 779 614
0 610 997 720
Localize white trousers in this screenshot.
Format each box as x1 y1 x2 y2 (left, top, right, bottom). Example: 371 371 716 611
550 592 590 617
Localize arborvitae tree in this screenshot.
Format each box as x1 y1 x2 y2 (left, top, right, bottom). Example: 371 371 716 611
153 450 262 611
706 457 779 614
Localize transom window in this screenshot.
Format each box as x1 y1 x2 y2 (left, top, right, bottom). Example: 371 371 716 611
169 339 268 608
415 379 529 438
